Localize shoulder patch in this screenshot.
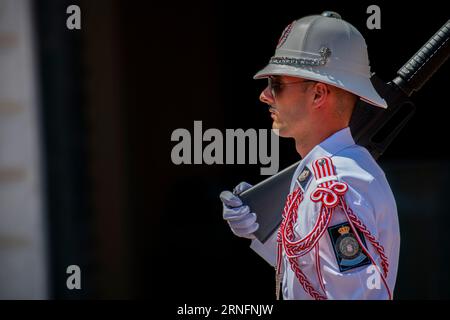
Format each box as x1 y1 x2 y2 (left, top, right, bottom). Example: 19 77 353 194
297 166 312 191
327 222 371 272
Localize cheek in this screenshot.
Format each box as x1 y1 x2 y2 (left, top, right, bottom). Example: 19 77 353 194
277 93 308 123
285 102 306 123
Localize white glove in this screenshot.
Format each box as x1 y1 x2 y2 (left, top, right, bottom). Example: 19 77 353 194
219 182 259 239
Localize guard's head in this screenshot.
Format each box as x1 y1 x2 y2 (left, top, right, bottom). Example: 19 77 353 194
259 74 358 139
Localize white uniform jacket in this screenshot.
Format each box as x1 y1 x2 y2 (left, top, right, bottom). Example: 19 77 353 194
250 127 400 300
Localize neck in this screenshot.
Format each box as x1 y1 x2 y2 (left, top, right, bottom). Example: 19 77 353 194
294 124 347 158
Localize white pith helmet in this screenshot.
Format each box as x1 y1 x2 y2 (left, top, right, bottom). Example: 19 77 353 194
254 11 388 109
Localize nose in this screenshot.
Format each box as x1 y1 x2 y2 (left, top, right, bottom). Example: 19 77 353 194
259 85 275 105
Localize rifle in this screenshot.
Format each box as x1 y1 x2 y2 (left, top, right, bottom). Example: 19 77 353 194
240 19 450 243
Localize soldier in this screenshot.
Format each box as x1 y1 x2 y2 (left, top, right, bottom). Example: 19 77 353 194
219 12 400 300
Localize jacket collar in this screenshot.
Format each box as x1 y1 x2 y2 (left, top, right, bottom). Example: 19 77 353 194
292 127 355 191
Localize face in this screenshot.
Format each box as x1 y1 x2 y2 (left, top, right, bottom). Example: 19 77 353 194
259 75 315 138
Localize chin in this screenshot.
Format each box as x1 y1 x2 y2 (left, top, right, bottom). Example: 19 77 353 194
272 123 290 138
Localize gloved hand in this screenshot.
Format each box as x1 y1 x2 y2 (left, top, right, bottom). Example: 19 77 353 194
219 182 259 240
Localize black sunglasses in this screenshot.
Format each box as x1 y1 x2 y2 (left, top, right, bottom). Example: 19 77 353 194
268 77 316 98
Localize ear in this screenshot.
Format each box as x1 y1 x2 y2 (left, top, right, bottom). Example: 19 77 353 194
311 83 329 109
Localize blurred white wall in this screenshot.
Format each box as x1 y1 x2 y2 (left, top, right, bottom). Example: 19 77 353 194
0 0 48 299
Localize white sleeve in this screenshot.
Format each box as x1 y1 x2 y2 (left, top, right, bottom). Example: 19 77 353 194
319 179 395 300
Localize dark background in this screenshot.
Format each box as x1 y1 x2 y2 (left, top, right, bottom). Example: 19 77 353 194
32 0 450 299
